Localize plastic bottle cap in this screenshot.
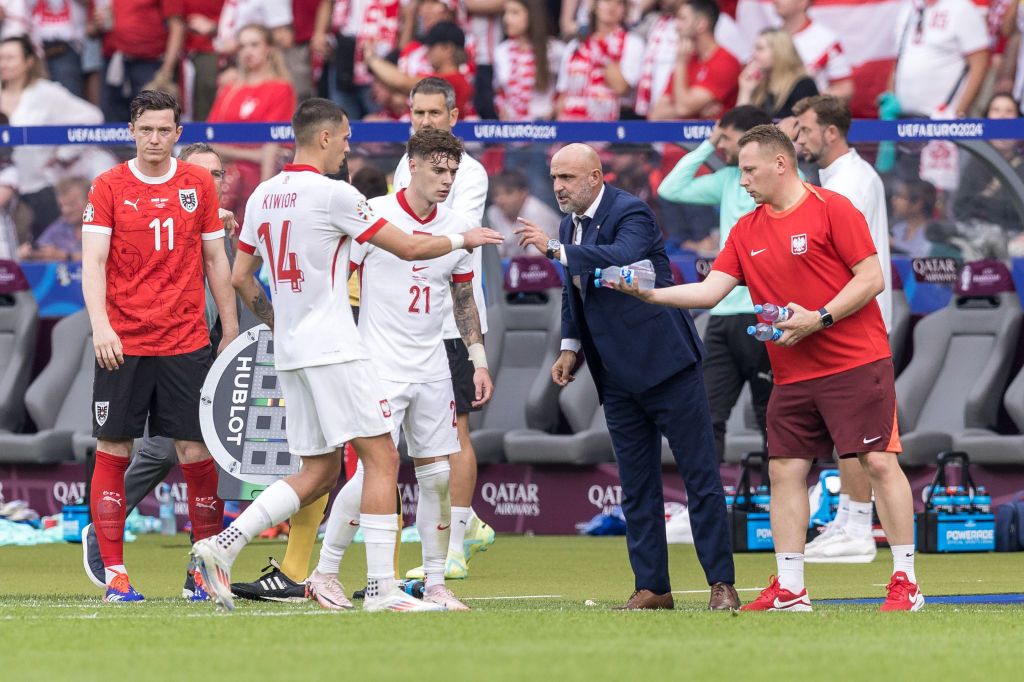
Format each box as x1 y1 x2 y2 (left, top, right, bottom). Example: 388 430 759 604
746 326 756 335
594 268 601 278
753 305 763 313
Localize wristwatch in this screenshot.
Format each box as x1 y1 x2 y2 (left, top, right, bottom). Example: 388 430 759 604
818 308 834 329
545 238 562 260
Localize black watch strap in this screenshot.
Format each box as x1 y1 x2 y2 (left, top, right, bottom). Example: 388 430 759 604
818 307 834 328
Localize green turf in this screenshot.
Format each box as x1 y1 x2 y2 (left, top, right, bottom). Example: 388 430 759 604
1 535 1022 681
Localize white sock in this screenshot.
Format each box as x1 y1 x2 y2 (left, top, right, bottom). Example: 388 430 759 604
217 480 300 563
415 461 451 589
833 494 850 528
361 513 399 598
891 544 916 583
448 506 472 557
315 465 364 576
104 564 128 585
846 500 874 539
776 553 805 593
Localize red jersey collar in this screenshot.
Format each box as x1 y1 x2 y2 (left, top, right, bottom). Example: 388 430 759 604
283 163 321 174
397 188 437 225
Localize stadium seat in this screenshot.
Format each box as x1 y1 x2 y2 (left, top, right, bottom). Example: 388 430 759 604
468 254 564 462
503 363 614 464
894 268 1021 466
0 310 93 464
951 366 1024 465
0 262 39 433
889 285 911 375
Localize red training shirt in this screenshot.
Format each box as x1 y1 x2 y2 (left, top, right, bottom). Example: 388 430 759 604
82 159 223 355
207 80 296 123
712 183 890 384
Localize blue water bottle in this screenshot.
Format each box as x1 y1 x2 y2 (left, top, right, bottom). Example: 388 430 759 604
159 486 176 536
754 485 771 513
930 485 949 513
723 485 736 510
953 486 972 514
754 303 791 322
747 322 782 343
973 486 991 514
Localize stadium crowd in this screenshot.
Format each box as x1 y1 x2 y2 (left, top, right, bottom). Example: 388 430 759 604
0 0 1022 266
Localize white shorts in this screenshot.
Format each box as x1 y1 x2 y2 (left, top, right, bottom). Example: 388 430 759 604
277 360 394 456
380 378 461 458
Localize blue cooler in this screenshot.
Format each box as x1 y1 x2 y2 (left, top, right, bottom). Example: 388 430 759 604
729 453 774 552
62 504 90 543
916 452 996 553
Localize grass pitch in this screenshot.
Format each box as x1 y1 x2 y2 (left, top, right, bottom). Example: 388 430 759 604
1 535 1022 681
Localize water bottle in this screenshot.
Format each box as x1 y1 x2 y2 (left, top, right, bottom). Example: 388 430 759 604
973 486 991 514
753 485 771 513
723 485 736 510
929 485 949 513
953 486 972 514
754 303 792 322
594 259 656 290
747 322 782 342
159 499 176 536
400 579 425 599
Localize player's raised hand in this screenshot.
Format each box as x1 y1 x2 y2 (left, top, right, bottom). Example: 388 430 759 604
472 368 494 408
462 227 504 252
93 323 124 371
514 217 551 255
773 301 820 347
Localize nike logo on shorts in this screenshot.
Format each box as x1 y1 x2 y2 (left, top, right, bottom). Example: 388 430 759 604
863 436 882 444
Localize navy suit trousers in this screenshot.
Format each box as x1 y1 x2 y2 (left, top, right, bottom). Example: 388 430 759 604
602 361 735 593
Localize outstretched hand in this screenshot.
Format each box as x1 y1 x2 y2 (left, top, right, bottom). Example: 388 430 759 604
514 217 551 255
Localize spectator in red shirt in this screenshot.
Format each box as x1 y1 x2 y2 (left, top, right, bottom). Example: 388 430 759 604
364 21 475 116
206 23 296 216
649 0 741 120
92 0 186 122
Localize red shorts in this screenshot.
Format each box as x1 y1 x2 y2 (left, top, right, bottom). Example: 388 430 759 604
766 358 902 460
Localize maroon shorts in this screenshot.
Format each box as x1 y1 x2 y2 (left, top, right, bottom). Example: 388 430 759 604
766 358 902 460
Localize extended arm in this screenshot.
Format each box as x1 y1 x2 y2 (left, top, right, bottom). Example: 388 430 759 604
231 250 274 329
368 223 503 261
614 269 738 309
202 237 240 351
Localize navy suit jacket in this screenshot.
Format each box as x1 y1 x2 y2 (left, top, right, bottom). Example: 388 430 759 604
560 184 704 400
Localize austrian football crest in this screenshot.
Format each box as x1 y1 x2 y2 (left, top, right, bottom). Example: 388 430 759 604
179 188 199 213
83 202 95 223
791 233 808 255
94 401 109 427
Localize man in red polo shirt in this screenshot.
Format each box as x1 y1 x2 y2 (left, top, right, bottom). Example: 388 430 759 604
649 0 741 120
93 0 185 122
612 124 923 613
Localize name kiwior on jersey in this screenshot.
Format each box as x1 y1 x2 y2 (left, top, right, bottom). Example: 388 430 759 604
238 164 385 371
352 189 474 383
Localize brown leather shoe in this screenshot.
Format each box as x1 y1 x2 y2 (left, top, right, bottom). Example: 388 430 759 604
708 582 741 611
613 589 675 610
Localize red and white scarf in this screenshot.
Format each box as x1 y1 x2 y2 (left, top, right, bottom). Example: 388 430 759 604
634 15 677 117
496 41 537 120
559 28 627 121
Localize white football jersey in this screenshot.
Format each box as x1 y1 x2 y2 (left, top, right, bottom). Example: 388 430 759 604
393 151 488 338
352 190 475 383
239 164 385 371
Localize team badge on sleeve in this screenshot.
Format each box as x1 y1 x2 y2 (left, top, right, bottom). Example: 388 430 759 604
355 199 374 222
179 188 199 213
83 202 95 223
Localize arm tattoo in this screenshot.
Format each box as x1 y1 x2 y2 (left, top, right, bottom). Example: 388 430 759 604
450 280 482 347
250 290 274 329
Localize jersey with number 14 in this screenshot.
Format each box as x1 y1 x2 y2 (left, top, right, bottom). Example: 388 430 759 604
238 164 386 371
82 158 223 356
352 190 474 383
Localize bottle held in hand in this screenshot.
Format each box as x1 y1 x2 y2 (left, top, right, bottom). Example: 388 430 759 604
754 303 791 322
747 322 782 343
595 259 656 290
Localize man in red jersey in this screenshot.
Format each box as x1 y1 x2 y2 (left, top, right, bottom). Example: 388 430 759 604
613 124 923 613
81 90 239 602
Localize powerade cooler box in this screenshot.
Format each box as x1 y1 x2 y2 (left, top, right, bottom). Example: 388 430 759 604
729 453 773 551
916 452 995 553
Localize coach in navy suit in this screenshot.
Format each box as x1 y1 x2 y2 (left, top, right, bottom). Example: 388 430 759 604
517 144 738 610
